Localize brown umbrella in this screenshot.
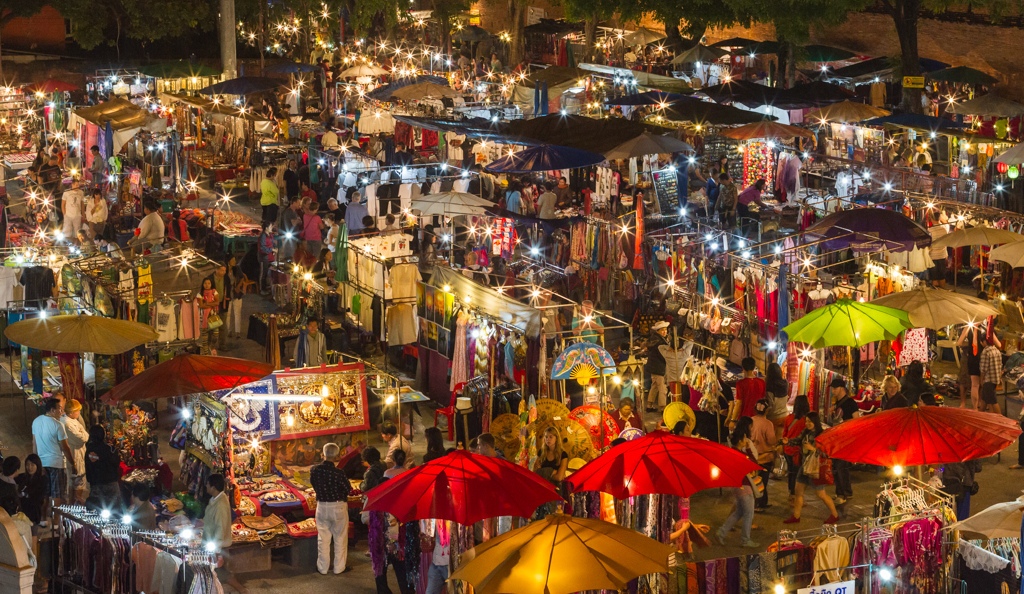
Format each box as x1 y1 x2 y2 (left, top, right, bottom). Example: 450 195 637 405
804 100 890 123
266 314 281 370
721 121 815 140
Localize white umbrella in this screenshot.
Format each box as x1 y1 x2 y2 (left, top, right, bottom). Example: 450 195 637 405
949 499 1024 538
339 64 389 78
990 240 1024 268
931 226 1024 249
603 132 693 160
994 143 1024 166
869 288 1000 329
671 44 728 66
623 28 665 46
411 191 493 217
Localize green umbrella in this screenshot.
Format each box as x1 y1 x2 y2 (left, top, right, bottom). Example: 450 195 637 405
782 298 913 348
799 44 856 62
333 222 349 282
927 66 998 86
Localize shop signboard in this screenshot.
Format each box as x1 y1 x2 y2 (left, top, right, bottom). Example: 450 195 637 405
651 169 679 215
797 580 855 594
902 76 925 88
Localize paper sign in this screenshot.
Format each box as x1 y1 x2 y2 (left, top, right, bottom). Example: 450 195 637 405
798 580 856 594
902 76 925 88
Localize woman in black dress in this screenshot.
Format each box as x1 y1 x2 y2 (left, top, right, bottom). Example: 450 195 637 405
17 454 48 524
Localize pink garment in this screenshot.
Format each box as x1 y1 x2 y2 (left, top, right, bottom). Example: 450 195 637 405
132 543 158 594
450 313 470 390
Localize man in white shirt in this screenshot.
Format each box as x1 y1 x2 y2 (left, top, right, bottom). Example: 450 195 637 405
202 473 248 594
32 398 73 513
537 181 557 220
61 399 90 504
61 179 85 240
129 199 165 256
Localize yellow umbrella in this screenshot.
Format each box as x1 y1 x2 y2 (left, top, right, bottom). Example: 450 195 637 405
389 82 459 101
804 100 890 123
450 513 674 594
4 314 158 355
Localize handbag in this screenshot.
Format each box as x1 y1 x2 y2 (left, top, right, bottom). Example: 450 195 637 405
747 472 765 499
419 532 435 554
207 313 224 330
816 455 834 486
802 450 821 477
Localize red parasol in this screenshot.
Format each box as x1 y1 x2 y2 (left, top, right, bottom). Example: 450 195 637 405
566 431 762 498
567 404 620 450
29 79 80 94
363 449 562 524
102 354 275 403
815 406 1021 467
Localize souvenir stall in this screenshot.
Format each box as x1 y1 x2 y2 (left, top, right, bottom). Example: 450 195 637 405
87 70 154 103
158 93 275 191
418 265 542 446
68 99 168 188
248 268 342 364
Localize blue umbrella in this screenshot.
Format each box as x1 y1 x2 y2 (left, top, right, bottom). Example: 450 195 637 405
264 61 322 75
605 91 689 106
199 76 282 95
484 144 605 173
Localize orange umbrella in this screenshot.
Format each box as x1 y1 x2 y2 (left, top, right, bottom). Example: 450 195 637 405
720 121 814 140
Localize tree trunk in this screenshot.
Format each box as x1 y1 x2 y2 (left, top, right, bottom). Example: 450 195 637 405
0 26 5 85
890 0 921 112
775 41 788 88
510 0 526 66
219 0 238 79
664 22 683 49
583 17 597 63
258 0 266 74
785 42 797 88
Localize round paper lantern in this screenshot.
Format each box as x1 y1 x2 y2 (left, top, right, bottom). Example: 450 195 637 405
1009 166 1020 180
997 162 1009 175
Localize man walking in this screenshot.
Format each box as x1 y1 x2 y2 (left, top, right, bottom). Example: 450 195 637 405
310 443 351 575
829 378 860 504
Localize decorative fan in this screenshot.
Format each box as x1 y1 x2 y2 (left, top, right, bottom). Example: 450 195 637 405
569 363 598 386
568 405 620 450
551 342 617 380
490 413 523 461
618 427 645 441
663 402 696 434
534 398 570 423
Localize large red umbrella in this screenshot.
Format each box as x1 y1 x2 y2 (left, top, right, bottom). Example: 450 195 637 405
29 79 80 94
363 450 562 524
566 431 762 498
816 406 1021 467
102 354 275 402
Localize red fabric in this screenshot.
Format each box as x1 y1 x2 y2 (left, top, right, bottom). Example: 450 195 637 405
566 431 762 498
363 450 560 524
815 407 1022 467
632 198 644 270
103 354 275 403
735 377 766 417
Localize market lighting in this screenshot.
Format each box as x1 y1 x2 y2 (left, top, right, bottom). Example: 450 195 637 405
710 466 720 479
204 542 217 553
883 183 893 191
100 509 111 520
879 568 893 582
529 247 540 256
996 184 1005 192
774 584 785 594
767 341 778 350
611 375 621 385
181 408 191 419
180 528 194 540
121 514 132 525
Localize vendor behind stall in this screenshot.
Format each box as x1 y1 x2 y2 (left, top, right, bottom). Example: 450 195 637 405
646 321 670 412
128 200 165 256
294 318 327 367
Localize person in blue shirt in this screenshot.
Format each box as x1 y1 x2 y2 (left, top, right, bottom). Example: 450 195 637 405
504 180 523 214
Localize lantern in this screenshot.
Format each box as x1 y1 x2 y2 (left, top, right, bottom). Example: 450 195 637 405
997 162 1009 175
1010 166 1020 180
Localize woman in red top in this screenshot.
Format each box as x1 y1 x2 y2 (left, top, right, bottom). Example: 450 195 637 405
780 395 810 498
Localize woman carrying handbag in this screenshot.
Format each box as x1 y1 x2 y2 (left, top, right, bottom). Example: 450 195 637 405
783 412 839 524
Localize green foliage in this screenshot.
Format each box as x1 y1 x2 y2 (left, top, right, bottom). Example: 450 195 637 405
55 0 213 50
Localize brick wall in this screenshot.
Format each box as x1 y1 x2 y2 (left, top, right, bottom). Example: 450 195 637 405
707 13 1024 97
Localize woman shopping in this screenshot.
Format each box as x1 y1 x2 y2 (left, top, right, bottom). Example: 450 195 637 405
783 412 839 525
715 417 760 548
